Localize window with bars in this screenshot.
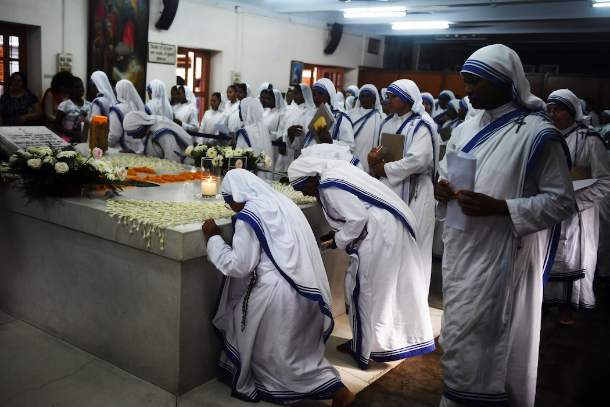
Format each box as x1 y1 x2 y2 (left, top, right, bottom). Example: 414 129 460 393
0 23 28 97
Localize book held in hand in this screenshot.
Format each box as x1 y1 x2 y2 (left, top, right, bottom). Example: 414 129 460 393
307 103 335 144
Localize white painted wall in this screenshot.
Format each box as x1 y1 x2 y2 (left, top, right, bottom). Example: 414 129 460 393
1 0 383 98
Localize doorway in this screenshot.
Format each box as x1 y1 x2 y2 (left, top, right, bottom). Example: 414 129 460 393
176 47 210 123
301 63 344 93
0 22 28 97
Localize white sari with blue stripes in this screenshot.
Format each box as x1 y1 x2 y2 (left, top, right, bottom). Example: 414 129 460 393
544 123 610 312
108 103 144 152
437 102 575 407
139 120 191 163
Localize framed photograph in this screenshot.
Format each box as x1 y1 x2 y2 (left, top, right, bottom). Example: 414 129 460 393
290 61 304 86
87 0 150 100
368 38 381 55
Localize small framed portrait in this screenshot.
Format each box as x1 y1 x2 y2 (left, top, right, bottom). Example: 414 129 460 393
290 61 304 86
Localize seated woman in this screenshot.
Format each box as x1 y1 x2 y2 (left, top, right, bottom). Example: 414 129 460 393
235 97 273 178
286 78 355 153
288 157 435 370
172 85 199 134
201 169 355 406
108 79 146 152
54 77 91 143
0 72 42 126
88 71 117 120
146 79 173 121
122 111 191 163
197 92 229 145
41 71 73 131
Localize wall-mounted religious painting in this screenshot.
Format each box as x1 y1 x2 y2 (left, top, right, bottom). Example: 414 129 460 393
87 0 150 100
290 61 304 87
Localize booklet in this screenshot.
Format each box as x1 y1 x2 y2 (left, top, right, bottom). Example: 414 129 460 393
445 151 477 232
215 123 231 135
378 133 406 163
307 103 335 144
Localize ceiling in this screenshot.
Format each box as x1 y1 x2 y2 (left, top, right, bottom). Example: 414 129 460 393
194 0 610 37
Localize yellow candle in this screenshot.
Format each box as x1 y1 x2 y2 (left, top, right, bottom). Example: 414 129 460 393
201 178 217 196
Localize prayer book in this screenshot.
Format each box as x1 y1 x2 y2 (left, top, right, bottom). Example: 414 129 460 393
571 166 592 181
439 127 452 142
215 123 231 135
446 151 477 231
378 133 406 163
308 103 335 144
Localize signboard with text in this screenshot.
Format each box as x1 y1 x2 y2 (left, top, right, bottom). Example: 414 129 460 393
148 42 176 65
0 127 69 157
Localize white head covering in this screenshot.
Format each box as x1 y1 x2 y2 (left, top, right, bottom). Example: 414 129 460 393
354 84 381 112
547 89 591 126
272 89 287 114
90 71 117 106
346 85 360 98
461 44 545 111
257 82 270 99
288 158 418 241
299 143 362 168
601 110 610 120
299 83 316 113
147 79 174 119
123 110 191 147
246 84 253 98
345 96 355 111
220 168 334 337
284 88 296 106
237 97 272 155
446 99 461 116
115 79 145 112
421 92 436 116
183 85 197 108
381 88 388 101
336 91 346 112
438 90 455 101
312 78 339 112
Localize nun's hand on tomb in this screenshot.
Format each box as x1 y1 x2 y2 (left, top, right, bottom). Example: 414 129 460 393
456 190 509 217
202 219 221 241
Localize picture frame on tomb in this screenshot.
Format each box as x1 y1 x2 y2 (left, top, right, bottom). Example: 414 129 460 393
290 61 304 86
87 0 150 101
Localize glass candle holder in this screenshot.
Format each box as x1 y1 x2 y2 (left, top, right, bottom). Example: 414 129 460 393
198 158 222 199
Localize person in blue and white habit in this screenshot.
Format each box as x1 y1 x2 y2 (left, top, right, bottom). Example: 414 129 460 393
122 110 191 162
367 79 439 292
88 71 117 121
543 89 610 325
432 89 455 124
285 78 355 153
235 97 274 180
434 44 576 407
201 169 356 407
441 99 464 130
349 84 382 173
145 79 174 121
108 79 146 153
288 157 435 371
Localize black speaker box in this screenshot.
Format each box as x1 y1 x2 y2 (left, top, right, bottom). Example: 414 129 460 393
324 23 343 55
156 0 180 30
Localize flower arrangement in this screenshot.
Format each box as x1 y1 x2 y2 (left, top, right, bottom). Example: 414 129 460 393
1 145 132 202
100 156 184 171
183 145 272 174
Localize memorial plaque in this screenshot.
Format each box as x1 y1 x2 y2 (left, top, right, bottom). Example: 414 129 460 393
0 126 69 156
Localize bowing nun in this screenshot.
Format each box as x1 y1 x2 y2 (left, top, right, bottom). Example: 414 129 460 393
202 169 356 406
88 71 117 120
289 158 435 371
286 78 355 152
122 110 191 162
146 79 173 121
543 89 610 325
368 79 439 291
108 79 146 152
235 97 273 179
348 84 382 173
434 44 575 407
299 143 363 170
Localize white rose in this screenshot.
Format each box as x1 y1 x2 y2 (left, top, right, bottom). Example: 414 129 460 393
264 156 272 169
118 167 128 181
55 162 69 174
91 147 103 159
185 146 194 156
57 151 77 159
27 158 42 169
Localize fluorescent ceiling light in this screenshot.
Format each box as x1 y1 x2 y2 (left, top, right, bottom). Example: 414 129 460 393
392 21 450 30
344 7 406 19
592 1 610 7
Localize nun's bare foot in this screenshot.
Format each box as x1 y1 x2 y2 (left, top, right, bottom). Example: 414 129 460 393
558 307 574 325
336 342 351 354
332 386 356 407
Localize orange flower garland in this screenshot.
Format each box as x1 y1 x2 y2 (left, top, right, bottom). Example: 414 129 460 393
124 171 211 184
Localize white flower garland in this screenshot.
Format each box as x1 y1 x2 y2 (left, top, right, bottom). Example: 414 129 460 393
105 183 316 251
101 156 184 171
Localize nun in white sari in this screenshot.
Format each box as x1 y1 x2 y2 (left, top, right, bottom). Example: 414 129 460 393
172 86 199 133
88 71 117 120
433 90 455 123
299 143 364 170
262 89 286 175
235 98 273 180
146 80 174 121
288 158 435 370
441 100 464 130
198 92 229 145
123 111 191 163
437 44 575 407
346 85 359 99
543 89 610 320
372 79 439 291
108 79 145 152
349 84 382 173
286 78 355 153
204 169 354 405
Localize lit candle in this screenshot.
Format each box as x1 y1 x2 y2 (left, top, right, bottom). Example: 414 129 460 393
201 177 217 196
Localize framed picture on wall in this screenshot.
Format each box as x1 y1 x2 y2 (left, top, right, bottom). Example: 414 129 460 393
87 0 150 100
290 61 304 86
